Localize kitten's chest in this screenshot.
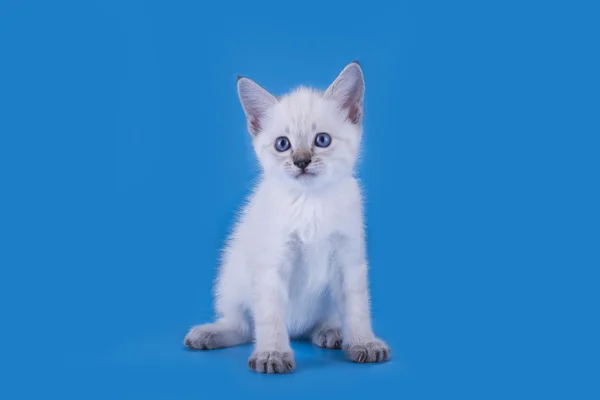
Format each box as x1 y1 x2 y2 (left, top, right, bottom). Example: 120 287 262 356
284 194 340 244
283 197 340 293
287 234 332 300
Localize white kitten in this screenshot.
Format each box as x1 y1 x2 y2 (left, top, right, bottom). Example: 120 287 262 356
184 61 390 373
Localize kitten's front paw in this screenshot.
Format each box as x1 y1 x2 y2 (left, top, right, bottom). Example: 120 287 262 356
248 350 295 374
344 339 391 363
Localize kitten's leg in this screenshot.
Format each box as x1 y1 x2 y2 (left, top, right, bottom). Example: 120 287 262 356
185 243 253 350
184 317 251 350
331 239 391 363
248 264 295 374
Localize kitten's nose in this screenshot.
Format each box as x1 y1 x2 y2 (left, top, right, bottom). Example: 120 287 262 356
293 154 312 170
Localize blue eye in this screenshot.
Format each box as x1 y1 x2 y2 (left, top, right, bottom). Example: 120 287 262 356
275 136 291 152
314 132 332 148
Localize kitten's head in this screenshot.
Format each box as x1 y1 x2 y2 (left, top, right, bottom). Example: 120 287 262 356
237 61 365 191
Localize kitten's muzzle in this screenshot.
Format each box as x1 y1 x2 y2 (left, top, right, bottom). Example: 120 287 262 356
293 152 312 170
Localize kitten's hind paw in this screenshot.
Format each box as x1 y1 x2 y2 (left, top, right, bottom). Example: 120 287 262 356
184 325 225 350
311 327 343 349
248 350 295 374
344 339 390 363
184 323 250 350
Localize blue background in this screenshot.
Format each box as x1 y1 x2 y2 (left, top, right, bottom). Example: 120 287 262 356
1 0 598 398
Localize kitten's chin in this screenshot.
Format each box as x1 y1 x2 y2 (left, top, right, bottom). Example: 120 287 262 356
287 171 337 191
269 169 340 191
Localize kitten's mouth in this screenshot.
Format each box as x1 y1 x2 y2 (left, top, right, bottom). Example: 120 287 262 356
295 170 316 179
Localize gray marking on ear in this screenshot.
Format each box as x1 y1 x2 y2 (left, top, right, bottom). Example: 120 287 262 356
324 61 365 125
237 77 278 136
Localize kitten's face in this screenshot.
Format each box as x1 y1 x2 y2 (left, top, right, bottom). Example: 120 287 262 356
237 62 365 191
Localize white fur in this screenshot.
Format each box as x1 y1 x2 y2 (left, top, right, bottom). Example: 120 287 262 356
185 62 390 370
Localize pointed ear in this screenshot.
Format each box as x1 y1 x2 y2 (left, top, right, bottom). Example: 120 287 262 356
237 76 278 136
324 61 365 125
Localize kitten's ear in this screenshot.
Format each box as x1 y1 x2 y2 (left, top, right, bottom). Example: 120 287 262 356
237 76 278 136
324 61 365 125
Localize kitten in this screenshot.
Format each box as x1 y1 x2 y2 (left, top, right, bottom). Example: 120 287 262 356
184 61 390 373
